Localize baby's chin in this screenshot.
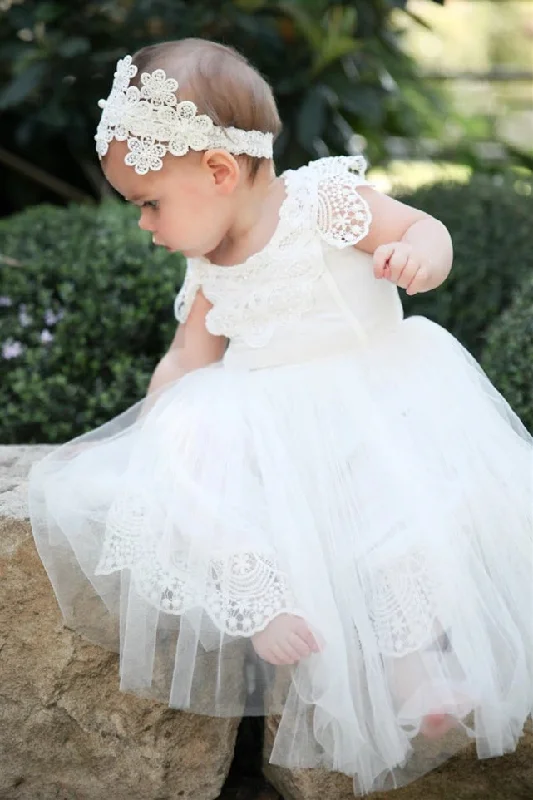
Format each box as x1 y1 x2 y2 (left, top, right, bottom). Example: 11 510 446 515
179 246 209 259
153 241 178 254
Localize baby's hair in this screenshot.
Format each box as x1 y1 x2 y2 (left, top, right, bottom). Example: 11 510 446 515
131 39 282 180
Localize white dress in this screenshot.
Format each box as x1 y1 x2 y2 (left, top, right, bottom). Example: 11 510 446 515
28 156 533 794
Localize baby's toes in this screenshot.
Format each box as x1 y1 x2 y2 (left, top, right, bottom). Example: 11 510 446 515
290 632 313 659
253 640 281 665
271 643 297 665
279 640 306 664
295 619 321 652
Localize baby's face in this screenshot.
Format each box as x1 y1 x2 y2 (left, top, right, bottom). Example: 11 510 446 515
102 141 237 258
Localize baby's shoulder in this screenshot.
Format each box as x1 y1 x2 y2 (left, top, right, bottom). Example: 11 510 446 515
288 154 368 184
282 155 372 249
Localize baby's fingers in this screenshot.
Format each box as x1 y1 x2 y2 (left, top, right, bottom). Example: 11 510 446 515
386 248 411 284
396 257 420 291
373 243 396 279
301 626 322 653
406 266 429 295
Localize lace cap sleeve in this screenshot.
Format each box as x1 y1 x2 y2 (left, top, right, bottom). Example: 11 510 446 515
174 259 205 323
308 155 372 248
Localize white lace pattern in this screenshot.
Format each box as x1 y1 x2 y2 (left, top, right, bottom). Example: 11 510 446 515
363 547 442 657
173 156 373 347
95 56 273 174
312 156 372 247
95 491 297 635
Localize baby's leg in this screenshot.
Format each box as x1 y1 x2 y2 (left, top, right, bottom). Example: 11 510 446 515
252 613 321 665
387 624 471 740
418 628 462 739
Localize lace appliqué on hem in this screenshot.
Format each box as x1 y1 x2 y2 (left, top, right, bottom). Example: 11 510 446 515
95 492 297 636
362 546 442 657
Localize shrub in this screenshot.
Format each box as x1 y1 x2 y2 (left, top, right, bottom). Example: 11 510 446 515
0 201 184 444
394 172 533 358
481 274 533 434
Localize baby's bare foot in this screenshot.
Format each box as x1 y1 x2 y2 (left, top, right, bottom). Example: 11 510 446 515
252 613 321 665
419 713 458 739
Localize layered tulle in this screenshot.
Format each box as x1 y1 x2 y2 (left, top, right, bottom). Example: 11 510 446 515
28 316 533 793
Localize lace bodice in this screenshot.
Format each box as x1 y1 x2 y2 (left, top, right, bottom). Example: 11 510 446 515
174 156 403 367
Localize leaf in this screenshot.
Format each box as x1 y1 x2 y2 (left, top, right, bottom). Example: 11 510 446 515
58 37 91 58
296 86 328 150
0 61 47 109
35 2 65 24
403 11 432 31
312 35 358 76
343 84 385 125
279 1 323 51
232 0 266 10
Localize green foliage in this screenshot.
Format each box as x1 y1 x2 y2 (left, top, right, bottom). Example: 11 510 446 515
0 201 184 444
0 0 445 213
481 274 533 435
394 172 533 358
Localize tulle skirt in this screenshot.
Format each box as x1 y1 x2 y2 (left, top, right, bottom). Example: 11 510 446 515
28 316 533 794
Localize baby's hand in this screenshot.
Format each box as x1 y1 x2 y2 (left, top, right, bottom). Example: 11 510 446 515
373 242 433 295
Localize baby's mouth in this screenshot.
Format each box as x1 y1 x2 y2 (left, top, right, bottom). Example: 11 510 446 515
152 238 171 251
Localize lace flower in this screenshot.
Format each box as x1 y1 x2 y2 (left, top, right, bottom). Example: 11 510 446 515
124 137 166 174
140 69 178 106
169 106 214 156
114 55 137 92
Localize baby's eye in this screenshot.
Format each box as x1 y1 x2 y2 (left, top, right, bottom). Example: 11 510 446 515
142 200 159 210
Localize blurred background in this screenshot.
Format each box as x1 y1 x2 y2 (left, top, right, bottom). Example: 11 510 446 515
1 0 532 447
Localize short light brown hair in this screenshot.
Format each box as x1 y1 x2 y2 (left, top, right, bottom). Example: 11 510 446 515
131 39 282 180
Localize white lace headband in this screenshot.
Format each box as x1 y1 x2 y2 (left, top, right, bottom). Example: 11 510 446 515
95 55 274 175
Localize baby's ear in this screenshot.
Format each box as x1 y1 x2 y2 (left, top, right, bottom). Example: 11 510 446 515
202 149 240 194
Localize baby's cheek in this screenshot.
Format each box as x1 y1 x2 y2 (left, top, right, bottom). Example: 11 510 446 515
163 214 183 240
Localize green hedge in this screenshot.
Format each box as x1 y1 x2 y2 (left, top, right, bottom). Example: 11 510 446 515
481 275 533 434
395 172 533 358
0 201 184 444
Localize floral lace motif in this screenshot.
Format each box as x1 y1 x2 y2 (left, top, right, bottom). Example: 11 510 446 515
362 546 441 657
173 156 372 347
96 490 297 636
313 156 372 248
96 56 273 174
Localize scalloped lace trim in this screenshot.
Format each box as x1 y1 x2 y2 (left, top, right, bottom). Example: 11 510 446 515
95 492 298 636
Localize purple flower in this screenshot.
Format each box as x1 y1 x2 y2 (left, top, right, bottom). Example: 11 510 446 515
18 305 32 327
2 339 23 359
40 329 54 344
0 296 12 307
44 308 64 326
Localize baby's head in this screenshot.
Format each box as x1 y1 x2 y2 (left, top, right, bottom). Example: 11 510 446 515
96 39 281 257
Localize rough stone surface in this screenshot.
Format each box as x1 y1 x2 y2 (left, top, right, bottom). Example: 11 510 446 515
264 706 533 799
0 445 241 800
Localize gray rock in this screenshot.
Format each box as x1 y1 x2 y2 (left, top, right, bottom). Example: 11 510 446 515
0 445 240 800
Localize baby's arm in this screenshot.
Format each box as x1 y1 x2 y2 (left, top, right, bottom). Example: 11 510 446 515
354 187 453 295
145 291 227 396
